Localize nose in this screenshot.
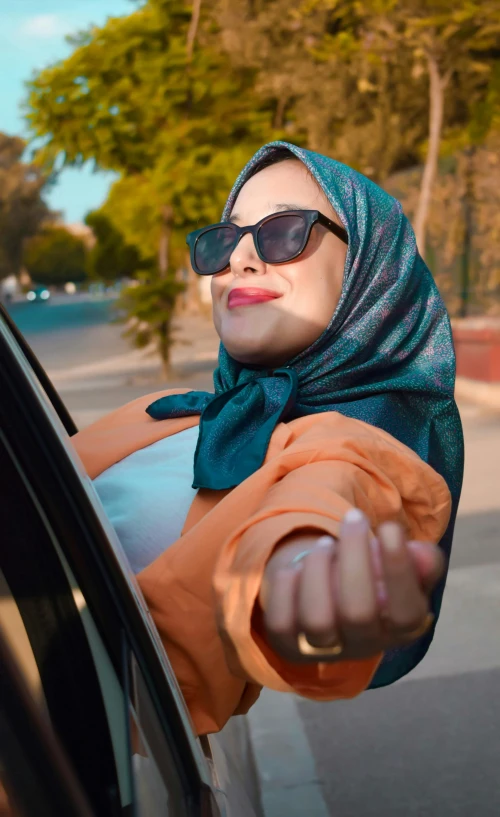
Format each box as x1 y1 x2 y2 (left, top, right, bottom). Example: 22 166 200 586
229 231 266 277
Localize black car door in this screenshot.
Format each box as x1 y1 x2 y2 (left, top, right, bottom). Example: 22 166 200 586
0 306 220 816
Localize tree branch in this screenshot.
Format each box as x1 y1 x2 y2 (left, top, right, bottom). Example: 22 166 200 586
413 52 446 255
186 0 202 63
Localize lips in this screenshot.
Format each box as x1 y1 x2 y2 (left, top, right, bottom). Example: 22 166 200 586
227 287 281 309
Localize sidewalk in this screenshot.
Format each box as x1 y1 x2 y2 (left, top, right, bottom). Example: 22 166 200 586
47 314 220 387
455 376 500 411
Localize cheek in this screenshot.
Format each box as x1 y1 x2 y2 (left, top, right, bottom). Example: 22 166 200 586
286 259 342 324
210 274 231 334
210 275 226 310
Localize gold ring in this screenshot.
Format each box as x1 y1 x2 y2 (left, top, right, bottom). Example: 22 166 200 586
404 612 435 640
297 632 344 657
383 612 435 641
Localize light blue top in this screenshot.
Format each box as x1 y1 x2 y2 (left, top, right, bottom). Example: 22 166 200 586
94 426 199 574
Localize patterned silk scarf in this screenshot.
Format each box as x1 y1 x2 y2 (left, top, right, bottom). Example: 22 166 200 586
147 141 464 686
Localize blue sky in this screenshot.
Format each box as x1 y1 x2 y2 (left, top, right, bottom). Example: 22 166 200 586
0 0 135 223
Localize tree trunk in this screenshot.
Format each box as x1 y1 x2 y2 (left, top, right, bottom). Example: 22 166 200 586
459 147 476 319
186 0 202 62
413 55 450 256
158 204 174 278
158 320 172 381
273 95 287 130
186 258 202 314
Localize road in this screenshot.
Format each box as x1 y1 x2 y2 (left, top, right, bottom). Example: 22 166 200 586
8 298 500 817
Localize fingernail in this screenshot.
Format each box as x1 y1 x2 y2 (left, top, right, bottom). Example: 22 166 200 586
316 535 336 549
380 523 402 553
343 508 365 525
407 540 429 553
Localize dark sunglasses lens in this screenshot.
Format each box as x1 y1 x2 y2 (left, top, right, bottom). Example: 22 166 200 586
195 225 236 274
258 214 307 263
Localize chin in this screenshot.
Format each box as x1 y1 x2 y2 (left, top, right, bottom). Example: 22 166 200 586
224 342 274 366
220 330 277 365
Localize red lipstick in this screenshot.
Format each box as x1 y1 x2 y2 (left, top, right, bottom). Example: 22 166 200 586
227 287 281 309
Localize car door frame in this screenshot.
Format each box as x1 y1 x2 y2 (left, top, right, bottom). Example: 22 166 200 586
0 310 220 816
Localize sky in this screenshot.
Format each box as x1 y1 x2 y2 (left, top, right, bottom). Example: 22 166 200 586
0 0 134 223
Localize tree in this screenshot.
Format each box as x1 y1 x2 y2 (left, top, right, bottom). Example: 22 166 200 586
216 1 426 181
0 133 53 280
24 227 87 286
116 273 185 380
84 211 145 283
356 0 500 253
26 0 276 373
26 0 274 213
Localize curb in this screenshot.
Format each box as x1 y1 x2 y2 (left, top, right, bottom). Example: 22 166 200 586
455 377 500 412
246 689 330 817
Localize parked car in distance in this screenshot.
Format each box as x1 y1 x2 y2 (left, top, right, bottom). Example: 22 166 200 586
26 285 50 302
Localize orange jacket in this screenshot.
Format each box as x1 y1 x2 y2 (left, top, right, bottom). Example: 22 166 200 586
73 389 451 735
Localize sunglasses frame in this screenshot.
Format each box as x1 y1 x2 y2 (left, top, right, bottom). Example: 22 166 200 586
186 209 349 276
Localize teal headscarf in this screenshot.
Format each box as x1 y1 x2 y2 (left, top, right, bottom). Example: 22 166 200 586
147 142 464 686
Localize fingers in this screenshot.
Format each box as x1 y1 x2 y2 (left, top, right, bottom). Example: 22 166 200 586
263 565 302 660
378 522 428 638
264 536 339 660
261 513 438 666
297 538 338 648
336 509 380 652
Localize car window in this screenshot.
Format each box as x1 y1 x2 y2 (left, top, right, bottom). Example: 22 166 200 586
0 437 124 816
129 654 184 816
0 569 48 714
0 313 217 815
0 624 94 817
0 301 77 436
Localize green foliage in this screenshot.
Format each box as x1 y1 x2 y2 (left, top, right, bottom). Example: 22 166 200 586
25 0 276 190
0 132 53 279
218 0 500 181
115 271 186 377
84 210 146 283
25 0 278 364
24 0 500 324
24 227 88 286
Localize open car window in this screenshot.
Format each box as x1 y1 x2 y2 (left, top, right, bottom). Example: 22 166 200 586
0 624 95 817
0 310 219 816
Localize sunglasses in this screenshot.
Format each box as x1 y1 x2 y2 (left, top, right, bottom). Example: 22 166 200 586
186 209 348 276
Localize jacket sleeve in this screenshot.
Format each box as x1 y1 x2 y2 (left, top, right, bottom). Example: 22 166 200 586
212 416 451 702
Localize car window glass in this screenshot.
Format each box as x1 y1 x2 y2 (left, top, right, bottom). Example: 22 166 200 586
0 569 48 715
70 584 133 809
49 515 189 816
1 316 211 814
129 654 185 817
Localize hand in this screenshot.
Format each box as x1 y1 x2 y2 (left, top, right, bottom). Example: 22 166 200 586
259 509 445 663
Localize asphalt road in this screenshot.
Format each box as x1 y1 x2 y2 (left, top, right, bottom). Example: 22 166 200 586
7 298 129 370
8 296 500 817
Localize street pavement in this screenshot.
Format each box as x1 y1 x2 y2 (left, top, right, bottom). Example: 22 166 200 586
10 298 500 817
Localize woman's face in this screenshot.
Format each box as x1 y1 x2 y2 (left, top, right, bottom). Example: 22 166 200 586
211 159 347 367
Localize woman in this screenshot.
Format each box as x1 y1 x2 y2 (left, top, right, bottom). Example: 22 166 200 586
75 143 463 735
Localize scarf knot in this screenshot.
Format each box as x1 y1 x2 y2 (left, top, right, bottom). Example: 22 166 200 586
147 367 298 489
